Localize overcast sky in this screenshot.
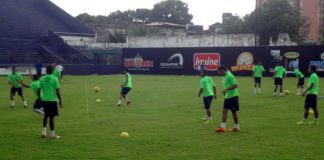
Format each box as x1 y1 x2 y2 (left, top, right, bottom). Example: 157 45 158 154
50 0 256 29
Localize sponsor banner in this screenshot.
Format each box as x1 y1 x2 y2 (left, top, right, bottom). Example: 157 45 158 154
193 53 220 71
231 52 254 72
124 54 154 71
122 46 324 76
160 53 184 69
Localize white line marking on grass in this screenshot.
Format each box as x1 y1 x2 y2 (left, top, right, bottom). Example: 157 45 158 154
84 81 90 119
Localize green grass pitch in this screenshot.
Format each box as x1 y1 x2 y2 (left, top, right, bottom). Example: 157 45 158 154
0 75 323 160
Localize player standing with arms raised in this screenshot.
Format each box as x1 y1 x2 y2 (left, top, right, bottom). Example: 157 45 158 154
198 70 217 124
117 68 132 107
216 66 240 132
297 66 319 125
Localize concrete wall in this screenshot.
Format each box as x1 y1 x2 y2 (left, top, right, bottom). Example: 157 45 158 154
74 34 257 49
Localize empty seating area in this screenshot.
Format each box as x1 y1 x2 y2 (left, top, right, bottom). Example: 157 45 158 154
0 0 95 65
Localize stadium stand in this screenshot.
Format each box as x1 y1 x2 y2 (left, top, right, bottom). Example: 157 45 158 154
0 0 96 65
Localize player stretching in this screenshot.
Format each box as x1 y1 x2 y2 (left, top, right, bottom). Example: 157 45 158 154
8 66 28 108
252 61 265 95
273 64 287 96
216 66 240 132
294 68 305 96
198 70 217 124
39 66 62 139
297 66 319 125
117 69 132 107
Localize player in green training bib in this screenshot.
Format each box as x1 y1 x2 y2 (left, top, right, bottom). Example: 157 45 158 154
293 68 305 96
215 66 240 133
52 63 62 82
273 64 287 96
38 66 63 139
7 66 28 108
117 68 132 107
252 61 265 95
23 69 44 115
198 70 217 124
297 66 319 125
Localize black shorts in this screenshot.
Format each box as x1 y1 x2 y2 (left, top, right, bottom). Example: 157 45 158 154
42 101 59 117
274 78 283 85
304 94 317 109
121 87 131 95
36 70 42 77
298 78 305 86
203 96 213 109
254 77 261 84
33 99 42 109
224 96 239 112
10 87 23 96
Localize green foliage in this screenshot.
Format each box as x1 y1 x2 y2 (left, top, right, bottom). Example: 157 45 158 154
150 0 193 25
221 16 245 34
76 0 192 25
0 75 324 159
213 0 310 45
129 26 146 36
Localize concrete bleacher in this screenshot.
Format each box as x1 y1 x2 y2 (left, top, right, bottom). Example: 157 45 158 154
0 0 95 65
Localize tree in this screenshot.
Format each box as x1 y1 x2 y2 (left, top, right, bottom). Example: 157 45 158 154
257 0 310 44
76 13 96 24
107 10 135 23
222 15 245 34
150 0 193 25
134 9 151 23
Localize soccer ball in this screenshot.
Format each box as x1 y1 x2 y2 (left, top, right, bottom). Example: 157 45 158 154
96 99 102 103
120 132 129 137
94 86 100 93
284 90 290 95
309 109 314 115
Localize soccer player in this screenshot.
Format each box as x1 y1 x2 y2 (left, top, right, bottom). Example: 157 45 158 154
8 66 28 108
55 64 64 81
25 73 44 115
273 64 287 96
252 61 265 95
297 65 319 125
117 68 132 107
38 66 62 139
216 66 240 132
198 70 217 124
35 60 43 77
294 68 305 96
52 63 62 82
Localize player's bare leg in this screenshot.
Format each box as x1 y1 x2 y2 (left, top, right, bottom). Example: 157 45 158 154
231 111 240 132
216 109 228 132
10 93 15 108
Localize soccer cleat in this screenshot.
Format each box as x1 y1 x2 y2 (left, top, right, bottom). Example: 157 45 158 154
308 121 319 125
296 120 308 125
126 101 131 106
230 128 240 132
203 117 208 121
204 120 213 124
215 128 226 133
41 134 46 138
34 109 44 115
50 135 61 139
